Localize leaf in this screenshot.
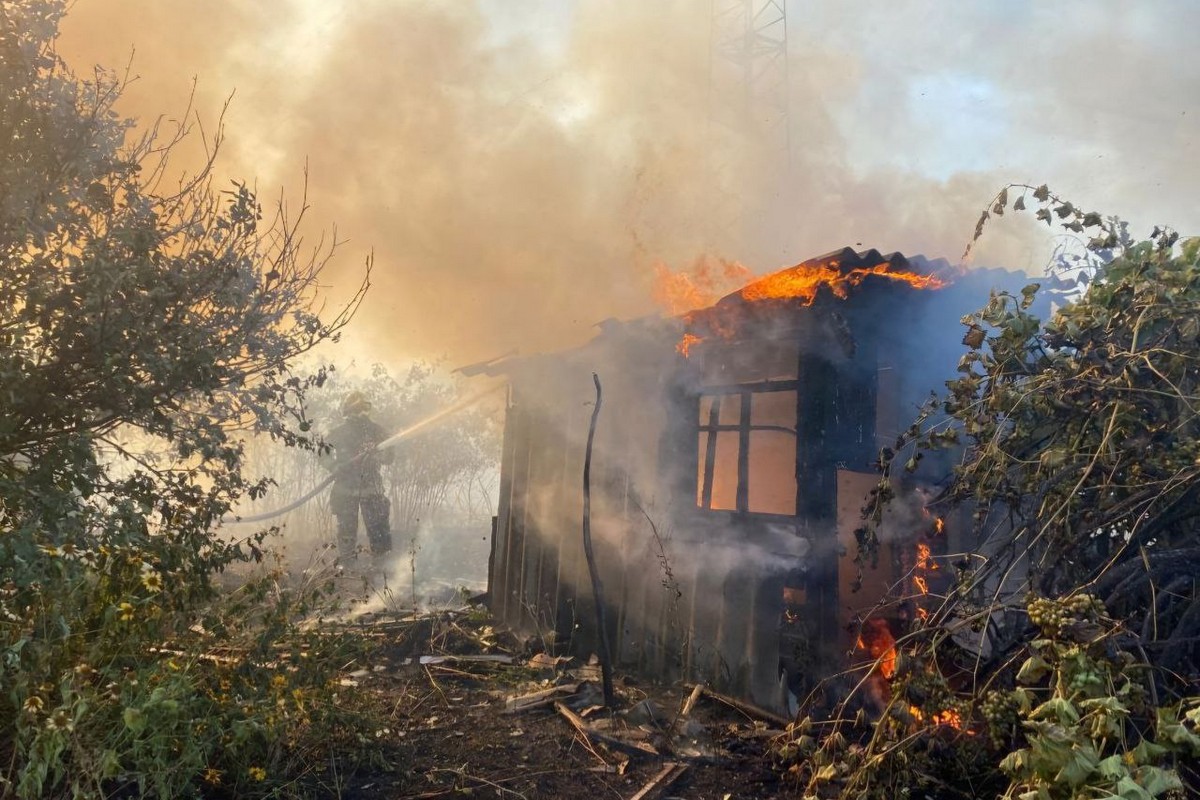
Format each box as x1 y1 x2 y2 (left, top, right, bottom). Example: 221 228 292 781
99 749 122 779
1097 754 1128 780
1020 283 1041 309
1080 696 1128 714
981 294 1009 325
1033 184 1050 202
993 187 1008 216
1055 743 1099 787
1025 724 1076 773
1036 208 1052 225
1014 194 1027 211
974 209 990 240
999 748 1030 775
122 706 146 734
1017 654 1051 684
962 324 986 349
1156 708 1200 750
1116 775 1153 800
1030 696 1080 725
1135 766 1182 797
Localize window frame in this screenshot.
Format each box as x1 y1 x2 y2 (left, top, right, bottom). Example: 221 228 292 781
696 379 801 515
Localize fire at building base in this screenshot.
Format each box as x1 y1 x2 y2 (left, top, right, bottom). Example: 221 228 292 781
471 247 1039 714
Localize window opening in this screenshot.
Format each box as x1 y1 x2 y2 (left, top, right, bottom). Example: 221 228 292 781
696 386 798 515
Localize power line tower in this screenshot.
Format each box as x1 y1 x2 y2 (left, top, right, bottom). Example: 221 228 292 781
707 0 792 259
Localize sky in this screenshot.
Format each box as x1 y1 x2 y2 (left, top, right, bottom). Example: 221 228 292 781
57 0 1200 369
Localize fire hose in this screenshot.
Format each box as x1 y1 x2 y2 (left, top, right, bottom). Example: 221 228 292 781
221 382 506 525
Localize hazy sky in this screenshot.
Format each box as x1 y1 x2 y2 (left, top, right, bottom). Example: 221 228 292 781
57 1 1200 368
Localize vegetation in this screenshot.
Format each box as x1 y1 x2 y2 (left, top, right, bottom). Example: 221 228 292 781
785 186 1200 799
0 2 381 796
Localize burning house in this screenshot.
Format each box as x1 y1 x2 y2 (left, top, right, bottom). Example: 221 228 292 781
477 247 1030 713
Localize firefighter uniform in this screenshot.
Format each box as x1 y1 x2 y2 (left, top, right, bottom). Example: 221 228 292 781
326 392 393 564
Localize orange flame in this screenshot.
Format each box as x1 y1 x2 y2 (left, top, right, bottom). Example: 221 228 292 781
857 618 897 679
676 333 702 357
860 617 970 732
934 517 945 536
916 542 939 572
914 540 938 598
737 260 945 305
909 705 967 730
665 256 946 357
651 258 755 315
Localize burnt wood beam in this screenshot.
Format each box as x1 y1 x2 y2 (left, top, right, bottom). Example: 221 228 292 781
697 423 796 435
703 378 802 395
700 397 721 509
736 391 751 512
581 373 616 707
489 387 518 616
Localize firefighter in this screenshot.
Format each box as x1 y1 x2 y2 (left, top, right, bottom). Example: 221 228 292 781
325 391 393 569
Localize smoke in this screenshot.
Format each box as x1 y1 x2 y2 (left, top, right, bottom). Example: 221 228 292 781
56 1 1200 368
55 0 1197 664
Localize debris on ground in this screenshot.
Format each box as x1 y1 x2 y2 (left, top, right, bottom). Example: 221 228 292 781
312 604 793 799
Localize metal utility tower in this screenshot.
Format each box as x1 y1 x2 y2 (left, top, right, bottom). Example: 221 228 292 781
707 0 793 257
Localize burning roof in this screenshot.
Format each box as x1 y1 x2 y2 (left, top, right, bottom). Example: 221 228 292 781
674 247 955 356
474 246 960 370
727 247 950 305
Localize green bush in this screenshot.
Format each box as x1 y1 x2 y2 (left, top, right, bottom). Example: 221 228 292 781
793 190 1200 799
1 2 378 796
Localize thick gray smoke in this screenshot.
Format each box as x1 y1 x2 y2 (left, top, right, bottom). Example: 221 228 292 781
58 1 1200 368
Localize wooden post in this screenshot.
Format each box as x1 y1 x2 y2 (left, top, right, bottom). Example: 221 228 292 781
582 372 616 707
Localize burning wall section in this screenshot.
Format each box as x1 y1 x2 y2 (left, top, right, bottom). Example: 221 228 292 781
485 247 1031 712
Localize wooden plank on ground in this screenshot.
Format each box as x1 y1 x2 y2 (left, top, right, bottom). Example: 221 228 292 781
683 683 792 728
554 701 658 757
628 762 687 800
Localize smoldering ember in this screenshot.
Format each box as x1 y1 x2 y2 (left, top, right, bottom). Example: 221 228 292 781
7 2 1200 799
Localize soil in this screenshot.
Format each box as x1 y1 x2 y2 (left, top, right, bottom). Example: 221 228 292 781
321 601 796 800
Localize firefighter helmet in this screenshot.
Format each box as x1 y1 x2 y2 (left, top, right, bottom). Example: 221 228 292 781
341 391 372 417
